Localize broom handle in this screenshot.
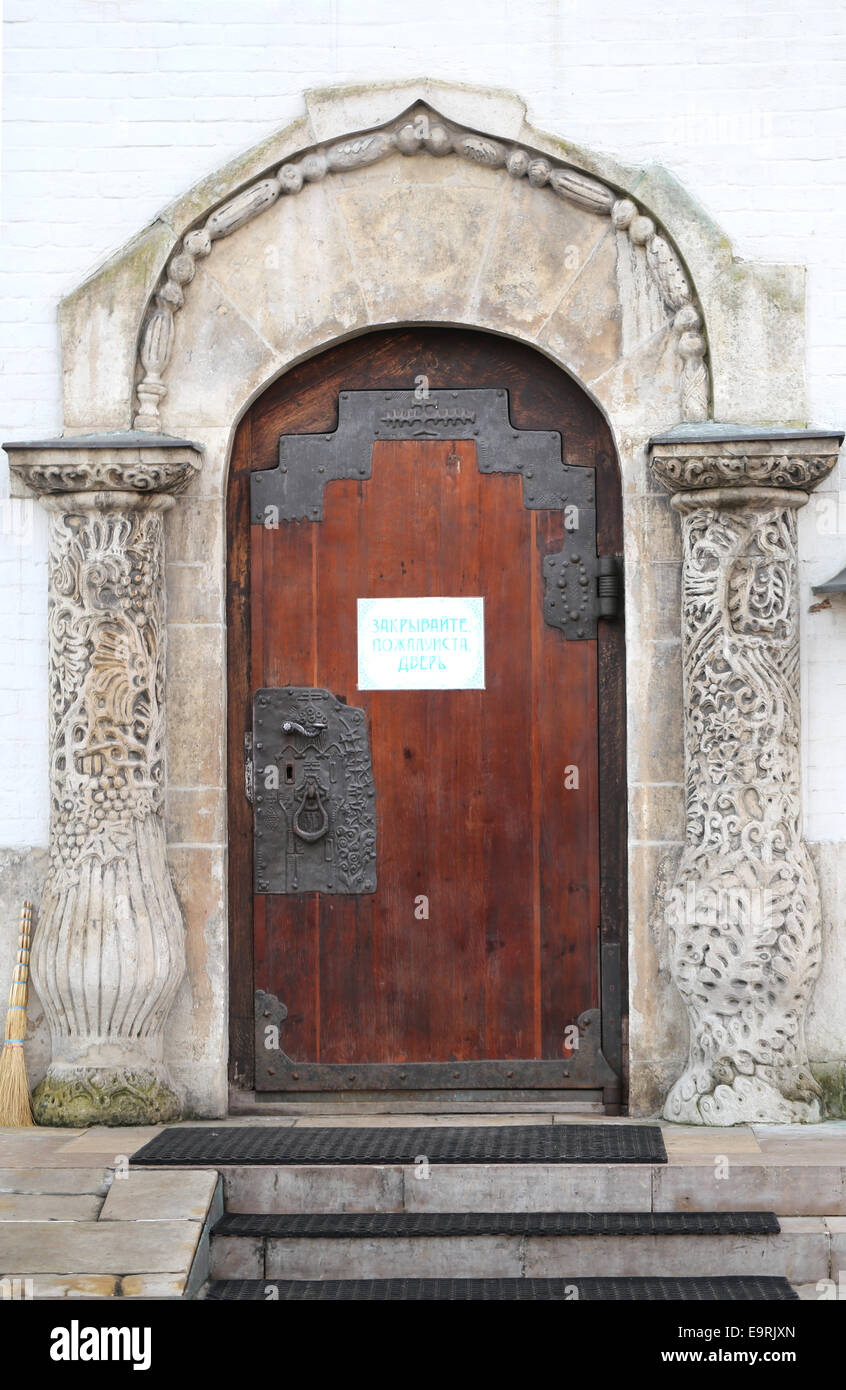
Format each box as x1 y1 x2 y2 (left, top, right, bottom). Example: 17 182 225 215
4 901 32 1046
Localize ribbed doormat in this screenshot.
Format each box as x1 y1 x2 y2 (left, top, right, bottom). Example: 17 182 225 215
206 1276 798 1301
131 1123 668 1166
213 1210 779 1238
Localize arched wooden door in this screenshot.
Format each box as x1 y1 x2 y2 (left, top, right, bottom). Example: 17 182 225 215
227 328 626 1107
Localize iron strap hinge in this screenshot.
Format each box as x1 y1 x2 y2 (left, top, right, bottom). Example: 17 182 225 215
542 549 622 639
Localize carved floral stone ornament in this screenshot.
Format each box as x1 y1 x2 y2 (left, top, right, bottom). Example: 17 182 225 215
7 433 202 497
649 425 844 1125
133 105 710 431
4 433 203 1125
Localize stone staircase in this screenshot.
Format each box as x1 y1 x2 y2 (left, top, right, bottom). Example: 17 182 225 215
170 1122 841 1300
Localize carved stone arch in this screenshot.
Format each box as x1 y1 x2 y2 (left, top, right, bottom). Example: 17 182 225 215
7 81 839 1126
131 100 711 438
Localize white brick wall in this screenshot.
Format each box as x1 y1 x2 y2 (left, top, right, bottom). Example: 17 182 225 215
2 0 845 846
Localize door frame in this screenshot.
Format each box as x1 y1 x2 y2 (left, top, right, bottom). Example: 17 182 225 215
225 326 628 1108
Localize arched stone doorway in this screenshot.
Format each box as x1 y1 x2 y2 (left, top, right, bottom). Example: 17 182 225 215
5 81 840 1125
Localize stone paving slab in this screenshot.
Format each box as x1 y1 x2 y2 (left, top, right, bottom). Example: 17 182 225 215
402 1163 654 1214
0 1168 111 1195
55 1126 163 1155
0 1271 198 1299
795 1283 843 1302
523 1220 829 1282
0 1129 155 1169
288 1113 557 1128
653 1163 846 1214
0 1127 84 1139
100 1169 218 1222
230 1101 604 1117
0 1194 103 1222
121 1273 191 1298
753 1123 846 1141
661 1128 761 1158
222 1162 405 1214
0 1218 202 1274
211 1235 264 1280
222 1161 652 1215
1 1274 121 1298
750 1125 846 1163
264 1232 526 1280
237 1227 829 1283
188 1116 299 1128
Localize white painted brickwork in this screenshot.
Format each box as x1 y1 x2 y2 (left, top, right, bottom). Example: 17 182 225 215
1 0 845 847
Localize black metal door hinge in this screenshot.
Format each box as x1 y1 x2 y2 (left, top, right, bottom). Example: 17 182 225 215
543 551 622 639
598 554 622 619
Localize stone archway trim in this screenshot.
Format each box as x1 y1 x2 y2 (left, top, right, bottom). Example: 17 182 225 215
133 105 710 434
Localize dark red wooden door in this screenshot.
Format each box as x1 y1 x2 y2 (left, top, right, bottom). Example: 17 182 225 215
227 329 625 1100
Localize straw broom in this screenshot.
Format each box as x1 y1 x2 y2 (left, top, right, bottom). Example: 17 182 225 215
0 902 34 1126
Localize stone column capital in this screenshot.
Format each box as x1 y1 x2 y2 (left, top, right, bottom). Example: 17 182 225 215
4 431 203 501
647 424 842 496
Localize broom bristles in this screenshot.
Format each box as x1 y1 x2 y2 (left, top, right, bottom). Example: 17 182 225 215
0 902 34 1127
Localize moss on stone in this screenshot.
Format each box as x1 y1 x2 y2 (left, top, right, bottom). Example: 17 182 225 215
811 1062 846 1119
61 219 175 310
33 1067 181 1128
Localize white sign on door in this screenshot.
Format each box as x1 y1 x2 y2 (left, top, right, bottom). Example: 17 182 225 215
357 596 485 690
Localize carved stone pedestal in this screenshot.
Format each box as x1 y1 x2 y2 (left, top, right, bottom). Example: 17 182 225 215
7 435 202 1125
649 427 843 1124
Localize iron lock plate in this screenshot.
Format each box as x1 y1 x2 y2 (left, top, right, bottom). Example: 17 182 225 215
252 687 377 895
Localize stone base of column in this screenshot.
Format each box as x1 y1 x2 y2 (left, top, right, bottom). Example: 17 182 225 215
664 1067 821 1127
32 1065 181 1128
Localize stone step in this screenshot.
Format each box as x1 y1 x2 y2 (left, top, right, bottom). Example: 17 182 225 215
216 1160 846 1215
208 1211 828 1283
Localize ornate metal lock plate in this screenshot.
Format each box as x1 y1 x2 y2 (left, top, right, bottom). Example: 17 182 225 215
252 688 377 895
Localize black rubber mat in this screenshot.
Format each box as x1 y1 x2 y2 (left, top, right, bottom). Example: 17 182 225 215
214 1210 780 1238
132 1123 667 1166
206 1276 798 1301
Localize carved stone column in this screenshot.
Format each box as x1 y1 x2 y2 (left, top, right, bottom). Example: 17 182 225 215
6 434 203 1125
649 427 843 1124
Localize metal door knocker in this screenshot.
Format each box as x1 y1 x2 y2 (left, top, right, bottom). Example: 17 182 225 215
292 772 330 843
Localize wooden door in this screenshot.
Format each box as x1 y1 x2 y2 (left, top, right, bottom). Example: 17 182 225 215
227 328 626 1103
